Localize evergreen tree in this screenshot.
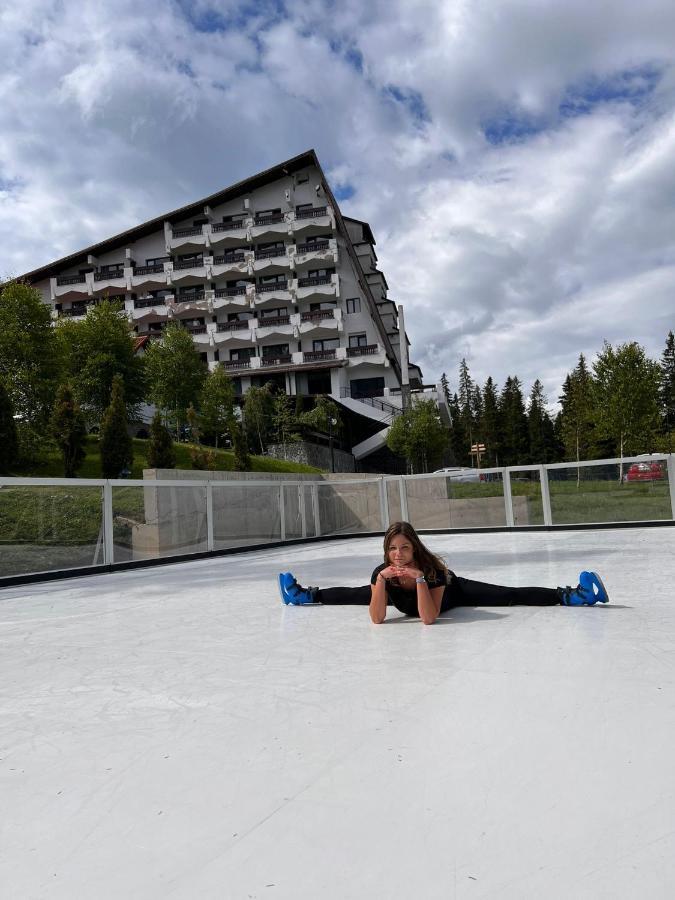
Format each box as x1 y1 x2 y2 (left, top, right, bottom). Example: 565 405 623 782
147 412 175 469
447 392 469 465
499 376 528 466
593 341 661 471
144 323 207 438
478 377 501 467
527 379 555 464
558 354 596 465
199 367 236 448
457 358 476 446
100 375 133 478
242 384 275 454
50 384 87 477
0 379 18 474
387 399 448 474
440 372 452 406
56 299 145 425
0 280 62 426
660 330 675 450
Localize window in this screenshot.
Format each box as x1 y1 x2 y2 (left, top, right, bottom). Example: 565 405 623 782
256 207 281 218
259 307 288 319
231 347 255 361
146 256 170 266
306 267 335 280
222 213 247 224
296 203 313 215
309 301 337 311
346 297 361 314
99 263 124 275
313 338 339 352
257 240 285 251
348 333 368 348
258 273 287 285
228 311 253 322
262 343 289 357
193 216 209 226
227 278 253 288
295 173 309 185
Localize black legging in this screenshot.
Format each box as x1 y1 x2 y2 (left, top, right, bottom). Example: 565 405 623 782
315 577 559 609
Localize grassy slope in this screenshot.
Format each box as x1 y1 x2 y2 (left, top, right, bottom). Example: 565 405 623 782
13 435 322 478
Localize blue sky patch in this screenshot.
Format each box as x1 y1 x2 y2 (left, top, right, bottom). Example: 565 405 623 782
384 84 431 128
482 113 544 146
560 65 662 118
176 0 287 34
333 183 356 201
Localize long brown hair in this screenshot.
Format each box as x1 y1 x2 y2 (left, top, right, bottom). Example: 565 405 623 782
383 521 447 582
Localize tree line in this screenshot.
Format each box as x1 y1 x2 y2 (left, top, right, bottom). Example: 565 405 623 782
0 282 342 476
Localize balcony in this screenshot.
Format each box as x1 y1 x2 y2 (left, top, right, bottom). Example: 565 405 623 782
56 274 86 286
256 280 289 295
217 320 251 332
134 297 167 309
134 264 165 276
53 273 90 299
300 309 334 322
261 354 293 367
215 286 247 298
254 213 285 226
213 251 246 265
169 225 206 252
131 264 168 290
296 206 327 220
295 273 338 302
297 239 329 254
250 213 290 241
347 344 379 357
173 258 204 271
94 269 125 282
182 325 207 335
298 275 331 288
176 291 206 303
292 205 333 234
221 358 251 370
303 349 336 362
257 315 290 328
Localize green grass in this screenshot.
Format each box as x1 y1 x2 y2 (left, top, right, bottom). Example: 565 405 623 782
11 435 322 478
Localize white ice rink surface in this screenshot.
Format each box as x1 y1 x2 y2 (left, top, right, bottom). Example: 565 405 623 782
2 527 675 900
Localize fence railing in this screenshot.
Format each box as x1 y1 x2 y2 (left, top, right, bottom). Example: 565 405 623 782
1 454 674 583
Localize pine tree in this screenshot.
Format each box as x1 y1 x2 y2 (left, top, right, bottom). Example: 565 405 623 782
457 358 475 446
0 378 18 474
440 372 452 406
447 392 469 466
100 375 133 478
558 354 596 466
660 330 675 450
478 377 501 467
147 412 175 469
50 383 87 477
527 379 553 464
499 376 528 466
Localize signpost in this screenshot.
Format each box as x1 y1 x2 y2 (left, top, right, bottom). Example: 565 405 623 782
470 443 486 468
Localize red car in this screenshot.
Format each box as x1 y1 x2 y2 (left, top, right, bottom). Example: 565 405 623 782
624 461 665 482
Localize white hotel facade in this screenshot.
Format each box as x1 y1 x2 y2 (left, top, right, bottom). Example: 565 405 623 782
24 150 441 466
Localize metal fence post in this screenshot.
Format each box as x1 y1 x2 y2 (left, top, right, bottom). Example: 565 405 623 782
503 468 514 527
206 481 214 552
539 465 552 526
668 454 675 521
103 481 114 565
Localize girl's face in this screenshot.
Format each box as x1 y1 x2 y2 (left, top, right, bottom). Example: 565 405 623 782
387 534 415 568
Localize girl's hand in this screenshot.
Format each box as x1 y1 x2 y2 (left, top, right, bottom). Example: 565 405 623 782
391 565 423 581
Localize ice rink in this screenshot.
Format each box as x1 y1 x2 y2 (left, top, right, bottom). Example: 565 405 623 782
2 526 675 899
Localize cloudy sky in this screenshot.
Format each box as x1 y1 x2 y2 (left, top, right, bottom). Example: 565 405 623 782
2 0 674 406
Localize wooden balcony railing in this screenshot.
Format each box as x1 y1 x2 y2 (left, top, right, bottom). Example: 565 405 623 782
261 354 292 366
173 258 203 270
133 264 165 276
217 321 250 332
215 286 247 297
258 315 290 327
222 359 251 369
254 213 285 225
296 206 327 219
297 240 330 253
300 310 334 322
254 248 286 260
94 269 124 281
56 275 86 286
213 252 246 265
298 275 332 287
257 280 288 293
347 344 378 357
173 226 202 238
212 220 246 232
303 349 336 362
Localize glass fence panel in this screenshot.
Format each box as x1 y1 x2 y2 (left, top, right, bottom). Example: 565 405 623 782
316 481 383 535
112 485 207 561
548 462 672 524
405 472 506 529
0 485 104 577
212 484 282 549
509 471 543 526
386 479 403 524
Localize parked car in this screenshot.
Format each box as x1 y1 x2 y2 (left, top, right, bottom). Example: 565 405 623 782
624 461 665 482
433 467 483 482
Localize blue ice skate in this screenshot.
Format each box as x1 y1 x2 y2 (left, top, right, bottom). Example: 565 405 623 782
558 571 609 606
278 572 316 605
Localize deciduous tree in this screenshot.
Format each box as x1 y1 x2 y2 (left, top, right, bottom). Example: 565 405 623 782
0 379 18 474
144 323 206 438
199 367 236 448
387 399 447 474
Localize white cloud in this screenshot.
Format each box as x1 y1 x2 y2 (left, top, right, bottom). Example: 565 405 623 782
1 0 674 409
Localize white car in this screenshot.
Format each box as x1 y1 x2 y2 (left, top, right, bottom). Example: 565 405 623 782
433 467 481 482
